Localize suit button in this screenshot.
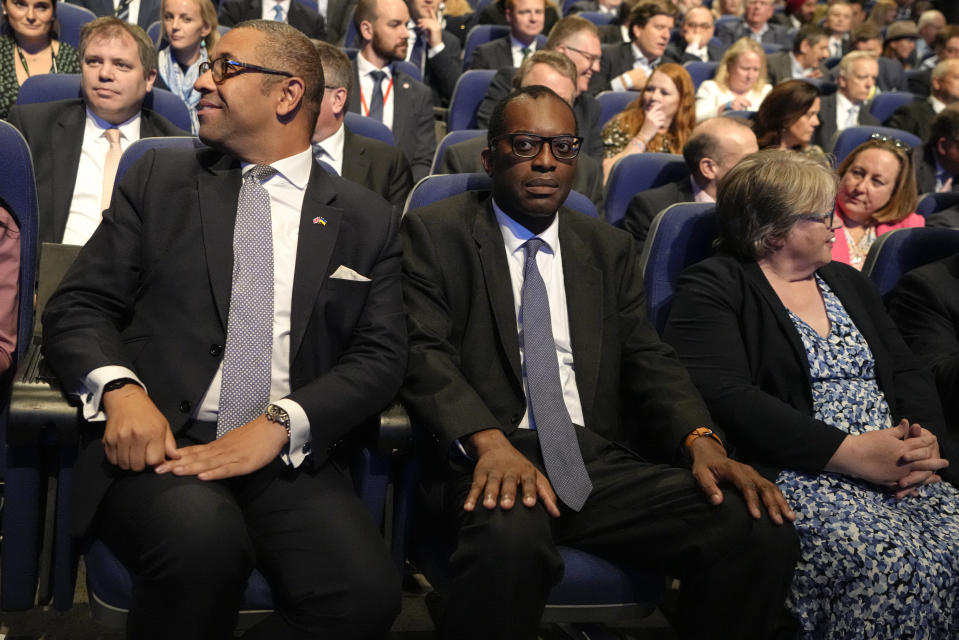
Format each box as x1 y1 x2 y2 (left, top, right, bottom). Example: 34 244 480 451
209 344 223 357
178 400 192 413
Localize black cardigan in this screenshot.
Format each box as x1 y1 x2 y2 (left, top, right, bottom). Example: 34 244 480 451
663 253 959 487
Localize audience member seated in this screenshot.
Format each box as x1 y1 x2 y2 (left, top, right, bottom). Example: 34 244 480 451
75 0 160 32
665 6 722 63
622 115 757 246
348 0 436 182
892 0 917 23
592 0 638 45
312 41 413 209
442 0 478 48
567 0 620 18
0 202 19 378
401 84 798 640
772 0 816 31
915 9 945 62
41 21 405 640
588 0 679 95
153 0 218 134
664 148 959 640
833 136 922 269
824 2 853 59
0 0 80 119
754 79 822 157
888 253 959 430
320 0 352 44
476 0 560 36
914 106 959 197
910 24 959 95
695 37 771 120
476 17 604 159
888 58 959 141
867 0 897 28
712 0 742 19
883 20 919 70
811 51 879 151
218 0 326 39
766 24 830 85
403 0 462 105
601 62 694 179
828 21 906 94
6 17 186 245
470 0 544 70
715 0 791 49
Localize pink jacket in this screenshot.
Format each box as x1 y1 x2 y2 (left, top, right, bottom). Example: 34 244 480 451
831 211 925 265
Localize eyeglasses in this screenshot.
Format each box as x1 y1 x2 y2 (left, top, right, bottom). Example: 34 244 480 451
489 133 583 160
798 210 835 226
683 21 713 30
868 132 909 150
562 44 601 67
199 57 294 84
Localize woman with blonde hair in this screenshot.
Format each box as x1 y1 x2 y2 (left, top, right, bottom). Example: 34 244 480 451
155 0 219 133
601 62 695 180
695 37 771 121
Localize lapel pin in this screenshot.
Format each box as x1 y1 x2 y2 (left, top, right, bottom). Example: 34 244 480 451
313 216 327 226
403 82 410 89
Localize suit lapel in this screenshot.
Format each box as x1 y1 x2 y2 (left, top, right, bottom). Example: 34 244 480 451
53 103 87 242
348 62 362 114
340 129 371 184
391 72 412 146
197 153 242 329
744 261 810 384
559 212 603 424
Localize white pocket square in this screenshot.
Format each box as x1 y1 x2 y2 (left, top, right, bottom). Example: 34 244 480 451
330 265 371 282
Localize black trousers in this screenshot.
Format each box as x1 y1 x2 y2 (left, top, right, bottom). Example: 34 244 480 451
436 428 800 640
95 421 401 640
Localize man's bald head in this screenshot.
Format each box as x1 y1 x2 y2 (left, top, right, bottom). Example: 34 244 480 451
683 117 758 197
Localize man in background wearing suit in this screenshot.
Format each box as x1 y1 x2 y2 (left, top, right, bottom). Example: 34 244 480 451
41 20 405 640
218 0 327 40
766 24 830 85
469 0 545 70
322 0 353 43
888 58 959 142
623 116 758 247
824 2 853 59
812 51 879 151
665 6 723 63
914 107 959 197
7 17 185 245
404 0 462 104
312 41 413 209
402 85 797 640
348 0 436 181
75 0 160 33
716 0 791 49
771 0 816 31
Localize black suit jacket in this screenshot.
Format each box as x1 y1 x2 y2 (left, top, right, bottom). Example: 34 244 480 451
622 177 695 248
886 97 936 142
444 12 478 47
715 19 793 49
914 144 941 195
341 127 413 209
41 146 406 535
217 0 327 39
324 0 352 44
664 40 724 64
588 41 680 95
401 190 715 468
412 29 462 104
663 253 959 485
811 93 880 152
347 60 436 182
468 35 514 70
6 98 186 244
75 0 160 30
888 253 959 435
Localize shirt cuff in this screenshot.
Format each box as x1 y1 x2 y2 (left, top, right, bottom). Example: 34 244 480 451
611 75 629 92
79 365 146 422
275 397 311 468
427 42 445 58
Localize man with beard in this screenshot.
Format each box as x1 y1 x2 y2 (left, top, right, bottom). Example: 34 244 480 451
348 0 436 181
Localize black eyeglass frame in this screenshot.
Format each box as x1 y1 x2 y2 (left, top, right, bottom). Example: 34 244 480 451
797 210 835 227
488 133 584 160
199 57 294 84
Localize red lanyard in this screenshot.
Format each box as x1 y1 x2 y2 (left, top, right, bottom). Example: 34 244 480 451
359 75 394 117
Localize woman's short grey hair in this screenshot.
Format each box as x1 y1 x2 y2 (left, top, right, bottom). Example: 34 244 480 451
715 149 838 260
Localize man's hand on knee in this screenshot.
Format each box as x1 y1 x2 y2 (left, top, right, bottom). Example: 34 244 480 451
463 429 560 517
102 385 179 472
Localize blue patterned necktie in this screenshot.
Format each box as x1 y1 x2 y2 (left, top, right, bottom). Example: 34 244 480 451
272 3 284 21
114 0 132 20
216 164 276 438
521 237 593 511
368 70 386 122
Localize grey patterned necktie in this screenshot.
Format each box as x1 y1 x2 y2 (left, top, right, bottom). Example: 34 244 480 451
521 237 593 511
114 0 132 20
216 164 276 438
368 70 386 122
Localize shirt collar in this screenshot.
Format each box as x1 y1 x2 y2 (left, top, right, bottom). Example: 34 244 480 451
357 49 393 76
836 91 858 112
85 107 141 140
241 147 313 191
492 198 560 257
313 122 346 165
511 36 536 52
931 95 947 114
630 43 659 67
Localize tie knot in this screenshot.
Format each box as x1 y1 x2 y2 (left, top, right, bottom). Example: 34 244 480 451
246 164 277 184
272 3 284 19
104 128 121 145
524 237 546 259
370 69 387 83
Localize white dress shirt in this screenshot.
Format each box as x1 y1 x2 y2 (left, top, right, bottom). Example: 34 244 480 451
79 148 316 468
510 36 538 68
63 110 142 246
356 51 395 130
493 201 585 429
835 91 861 133
931 95 947 115
610 43 660 91
261 0 291 21
691 176 715 203
312 121 346 175
684 41 709 62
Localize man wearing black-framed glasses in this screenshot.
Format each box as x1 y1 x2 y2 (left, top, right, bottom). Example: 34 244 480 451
42 19 404 640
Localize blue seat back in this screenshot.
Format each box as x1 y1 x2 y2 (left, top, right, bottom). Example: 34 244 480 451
447 69 497 131
596 90 640 128
868 92 919 125
916 192 959 218
604 152 688 227
683 60 718 90
55 2 97 48
393 59 422 83
578 10 615 25
463 25 510 68
431 129 487 174
831 125 922 166
344 111 396 145
863 227 959 299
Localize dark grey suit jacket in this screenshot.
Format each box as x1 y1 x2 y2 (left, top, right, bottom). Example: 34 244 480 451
765 51 828 86
324 0 352 44
622 177 695 248
347 61 436 182
715 19 792 49
6 98 187 244
664 40 724 64
341 128 413 209
588 41 680 95
468 35 514 70
217 0 327 40
886 97 936 142
75 0 160 30
412 29 463 104
811 92 880 152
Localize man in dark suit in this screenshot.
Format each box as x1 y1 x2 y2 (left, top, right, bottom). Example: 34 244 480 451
469 0 545 70
823 2 852 58
404 0 462 104
665 6 723 63
832 22 907 93
312 42 413 208
348 0 436 181
913 107 959 195
41 20 404 640
715 0 792 49
323 0 353 43
771 0 816 31
888 58 959 142
75 0 160 32
476 16 604 159
812 51 880 151
910 25 959 97
588 0 679 95
765 24 830 85
217 0 327 39
623 116 758 247
402 84 798 640
7 17 186 245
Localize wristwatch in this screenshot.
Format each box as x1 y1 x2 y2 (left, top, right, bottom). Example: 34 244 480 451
684 427 724 452
265 403 292 440
103 378 140 393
